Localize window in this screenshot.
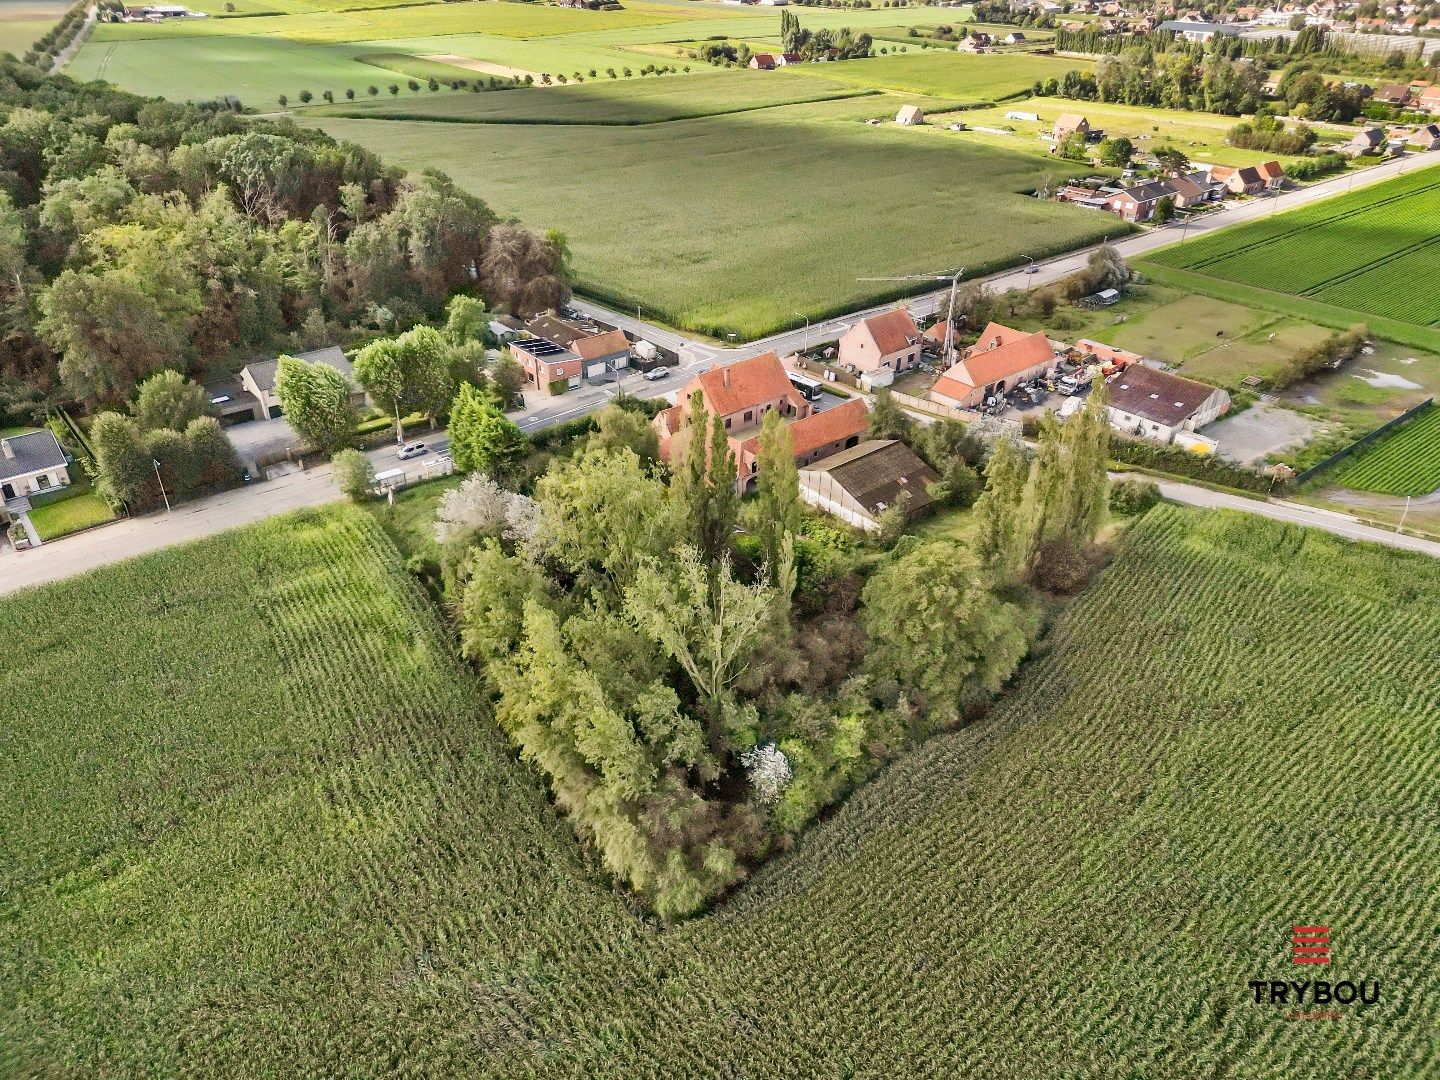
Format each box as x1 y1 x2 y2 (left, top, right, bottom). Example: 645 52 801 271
744 410 753 423
35 474 50 490
724 418 732 430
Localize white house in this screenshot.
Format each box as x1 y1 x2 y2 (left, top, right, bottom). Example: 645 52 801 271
0 430 70 502
1106 365 1230 443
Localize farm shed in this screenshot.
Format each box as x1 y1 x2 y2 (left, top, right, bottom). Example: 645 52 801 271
798 439 937 530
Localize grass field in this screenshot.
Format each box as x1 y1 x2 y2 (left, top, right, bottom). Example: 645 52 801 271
3 504 1437 1074
308 67 871 124
1330 403 1440 495
0 0 68 56
937 97 1346 169
792 49 1077 100
26 489 115 540
1144 167 1440 342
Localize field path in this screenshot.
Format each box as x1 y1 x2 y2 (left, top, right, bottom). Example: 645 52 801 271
419 53 538 81
48 3 94 73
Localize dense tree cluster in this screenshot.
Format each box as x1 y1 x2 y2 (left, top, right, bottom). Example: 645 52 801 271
1227 110 1319 155
441 379 1110 916
0 58 567 421
779 9 874 61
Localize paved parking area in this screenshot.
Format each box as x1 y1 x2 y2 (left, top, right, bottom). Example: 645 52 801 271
1204 403 1325 465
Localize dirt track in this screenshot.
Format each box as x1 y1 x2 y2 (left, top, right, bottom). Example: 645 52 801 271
421 54 539 82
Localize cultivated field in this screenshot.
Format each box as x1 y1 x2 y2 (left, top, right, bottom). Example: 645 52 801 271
0 0 67 56
3 505 1436 1075
782 49 1078 100
1144 167 1440 344
316 98 1119 338
1330 402 1440 495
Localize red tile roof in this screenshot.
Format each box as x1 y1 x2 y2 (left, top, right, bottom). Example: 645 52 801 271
930 370 977 404
1075 338 1144 366
691 352 797 417
970 321 1033 351
957 329 1055 387
1256 160 1285 181
572 329 629 361
786 398 869 456
1108 365 1217 425
857 308 921 356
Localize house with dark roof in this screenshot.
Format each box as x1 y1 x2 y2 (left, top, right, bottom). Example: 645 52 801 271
930 322 1058 409
1341 126 1388 157
1106 365 1231 443
206 346 362 424
512 337 582 395
798 439 938 531
525 312 594 349
838 308 923 382
0 430 70 503
1103 179 1177 222
1408 123 1440 150
1166 172 1225 207
748 53 778 69
1208 164 1267 195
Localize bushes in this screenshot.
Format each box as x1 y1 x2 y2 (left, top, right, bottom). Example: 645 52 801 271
1270 324 1369 390
1109 475 1161 516
1286 152 1347 180
1110 437 1280 494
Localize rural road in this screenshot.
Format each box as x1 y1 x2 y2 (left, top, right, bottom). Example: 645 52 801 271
4 153 1439 596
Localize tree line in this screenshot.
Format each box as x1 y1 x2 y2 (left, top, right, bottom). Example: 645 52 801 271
0 57 568 425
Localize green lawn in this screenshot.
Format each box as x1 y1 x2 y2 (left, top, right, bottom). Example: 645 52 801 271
307 67 869 124
313 98 1125 338
5 504 1438 1074
26 490 115 540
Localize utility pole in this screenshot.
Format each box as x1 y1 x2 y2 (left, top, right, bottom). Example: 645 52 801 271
794 311 811 353
153 458 171 513
857 266 964 364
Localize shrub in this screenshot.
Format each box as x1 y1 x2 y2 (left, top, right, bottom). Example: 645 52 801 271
332 448 376 502
1109 475 1161 516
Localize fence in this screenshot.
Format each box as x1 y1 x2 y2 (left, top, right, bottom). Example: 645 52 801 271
793 355 860 389
1294 396 1434 486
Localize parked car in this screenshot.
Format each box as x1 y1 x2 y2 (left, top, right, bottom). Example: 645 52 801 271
397 442 428 460
642 368 669 382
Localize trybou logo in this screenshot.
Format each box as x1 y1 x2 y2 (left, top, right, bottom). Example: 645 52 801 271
1247 924 1381 1012
1291 925 1330 965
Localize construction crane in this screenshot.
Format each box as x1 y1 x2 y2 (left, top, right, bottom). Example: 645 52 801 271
858 267 965 366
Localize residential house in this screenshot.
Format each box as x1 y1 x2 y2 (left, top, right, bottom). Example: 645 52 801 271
1375 82 1412 105
1166 172 1225 207
1408 123 1440 150
1003 31 1027 43
737 397 870 486
958 31 993 51
922 319 960 361
512 337 582 395
838 308 923 379
1208 164 1267 195
525 311 594 348
930 322 1057 408
1342 126 1388 156
1052 112 1090 140
1419 86 1440 113
571 329 631 380
748 53 778 69
206 345 363 424
798 439 938 531
1255 160 1287 188
0 430 70 503
1106 364 1231 443
1103 179 1177 222
896 104 925 125
775 51 802 65
653 352 814 487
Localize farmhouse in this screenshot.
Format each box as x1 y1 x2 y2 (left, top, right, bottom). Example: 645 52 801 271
838 308 923 380
1052 113 1090 140
896 105 925 125
512 337 583 395
748 53 778 69
738 397 870 484
1106 364 1231 443
1003 31 1027 43
1341 127 1388 156
0 430 70 503
931 322 1057 408
958 32 993 51
798 439 938 531
206 346 363 424
654 353 814 488
1375 82 1412 105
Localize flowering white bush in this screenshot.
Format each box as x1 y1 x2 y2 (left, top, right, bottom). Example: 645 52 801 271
434 474 538 552
741 744 792 805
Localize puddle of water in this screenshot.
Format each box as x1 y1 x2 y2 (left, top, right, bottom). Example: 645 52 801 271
1352 369 1423 390
1400 357 1419 365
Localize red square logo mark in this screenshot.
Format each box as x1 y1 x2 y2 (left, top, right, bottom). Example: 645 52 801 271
1292 925 1330 965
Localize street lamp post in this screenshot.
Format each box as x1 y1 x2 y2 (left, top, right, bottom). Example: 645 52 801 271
794 311 811 353
153 458 171 513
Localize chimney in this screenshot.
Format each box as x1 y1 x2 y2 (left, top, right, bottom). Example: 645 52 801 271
992 336 1001 349
1 438 11 460
722 368 730 388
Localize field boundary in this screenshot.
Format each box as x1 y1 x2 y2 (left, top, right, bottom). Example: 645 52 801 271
1296 395 1435 486
1135 262 1440 355
302 87 876 127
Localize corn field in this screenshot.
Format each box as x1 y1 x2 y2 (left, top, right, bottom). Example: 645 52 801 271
3 505 1437 1077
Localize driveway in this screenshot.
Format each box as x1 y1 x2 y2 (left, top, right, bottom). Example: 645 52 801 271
1204 403 1327 465
224 417 302 467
